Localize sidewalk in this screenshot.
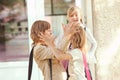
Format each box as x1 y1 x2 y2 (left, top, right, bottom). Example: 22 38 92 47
0 61 28 80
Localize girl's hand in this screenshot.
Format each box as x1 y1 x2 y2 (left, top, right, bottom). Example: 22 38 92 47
38 33 56 47
62 22 80 39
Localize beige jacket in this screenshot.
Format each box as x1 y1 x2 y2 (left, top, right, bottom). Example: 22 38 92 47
33 37 69 80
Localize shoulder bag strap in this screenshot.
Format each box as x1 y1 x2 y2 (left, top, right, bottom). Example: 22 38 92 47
28 47 34 80
49 59 52 80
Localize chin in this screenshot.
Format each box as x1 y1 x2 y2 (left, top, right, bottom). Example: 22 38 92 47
72 20 78 22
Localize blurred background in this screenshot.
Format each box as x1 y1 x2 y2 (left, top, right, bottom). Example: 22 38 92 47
0 0 28 62
0 0 120 80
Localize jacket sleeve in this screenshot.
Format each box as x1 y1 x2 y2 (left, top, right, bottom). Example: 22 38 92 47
86 27 97 56
33 45 55 60
85 27 97 63
55 33 70 52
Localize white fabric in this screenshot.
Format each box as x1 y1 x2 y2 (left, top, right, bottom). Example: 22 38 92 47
68 49 87 80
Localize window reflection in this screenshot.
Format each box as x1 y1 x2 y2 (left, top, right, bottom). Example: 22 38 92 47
0 0 29 62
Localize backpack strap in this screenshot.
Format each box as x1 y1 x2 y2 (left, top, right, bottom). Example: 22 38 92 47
28 47 34 80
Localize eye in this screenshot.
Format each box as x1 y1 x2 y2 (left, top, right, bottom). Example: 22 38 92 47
76 28 79 31
70 14 73 17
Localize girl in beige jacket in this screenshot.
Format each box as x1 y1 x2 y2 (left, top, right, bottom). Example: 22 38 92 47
30 20 77 80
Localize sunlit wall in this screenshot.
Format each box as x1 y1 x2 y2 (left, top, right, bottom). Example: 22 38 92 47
92 0 120 80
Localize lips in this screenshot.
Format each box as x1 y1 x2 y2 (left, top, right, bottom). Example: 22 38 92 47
73 20 78 22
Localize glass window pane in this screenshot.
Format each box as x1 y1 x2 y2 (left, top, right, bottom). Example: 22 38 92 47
53 0 75 15
44 0 75 15
0 0 29 62
44 0 51 15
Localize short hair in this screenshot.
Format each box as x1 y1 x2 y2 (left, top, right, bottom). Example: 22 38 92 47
30 20 50 45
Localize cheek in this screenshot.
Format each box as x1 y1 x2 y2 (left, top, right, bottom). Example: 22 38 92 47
48 32 52 36
68 18 73 22
78 15 82 20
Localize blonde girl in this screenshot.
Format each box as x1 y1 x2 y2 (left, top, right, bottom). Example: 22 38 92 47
67 6 97 63
30 20 77 80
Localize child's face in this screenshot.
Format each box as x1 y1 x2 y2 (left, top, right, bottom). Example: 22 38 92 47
44 28 52 37
68 10 82 23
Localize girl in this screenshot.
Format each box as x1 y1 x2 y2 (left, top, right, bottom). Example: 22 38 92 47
30 20 77 80
56 6 97 71
40 22 90 80
67 6 97 63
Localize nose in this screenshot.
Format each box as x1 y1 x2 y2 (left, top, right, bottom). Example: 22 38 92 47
50 32 52 35
50 30 52 34
73 15 77 18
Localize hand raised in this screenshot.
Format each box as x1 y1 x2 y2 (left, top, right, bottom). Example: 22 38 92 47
62 22 80 38
38 33 56 46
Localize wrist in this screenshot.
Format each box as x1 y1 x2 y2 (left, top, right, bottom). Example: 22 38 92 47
63 34 71 41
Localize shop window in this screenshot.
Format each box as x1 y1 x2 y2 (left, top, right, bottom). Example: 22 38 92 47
44 0 75 16
0 0 29 62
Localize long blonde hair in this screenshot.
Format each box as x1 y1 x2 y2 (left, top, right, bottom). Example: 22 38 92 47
70 23 87 53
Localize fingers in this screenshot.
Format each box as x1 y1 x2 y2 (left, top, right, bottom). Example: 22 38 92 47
53 36 57 41
62 24 66 29
63 22 82 38
38 32 55 44
38 33 45 41
66 22 81 37
62 24 68 32
38 33 49 41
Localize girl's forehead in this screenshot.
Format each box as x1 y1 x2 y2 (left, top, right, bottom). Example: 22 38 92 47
69 10 80 16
